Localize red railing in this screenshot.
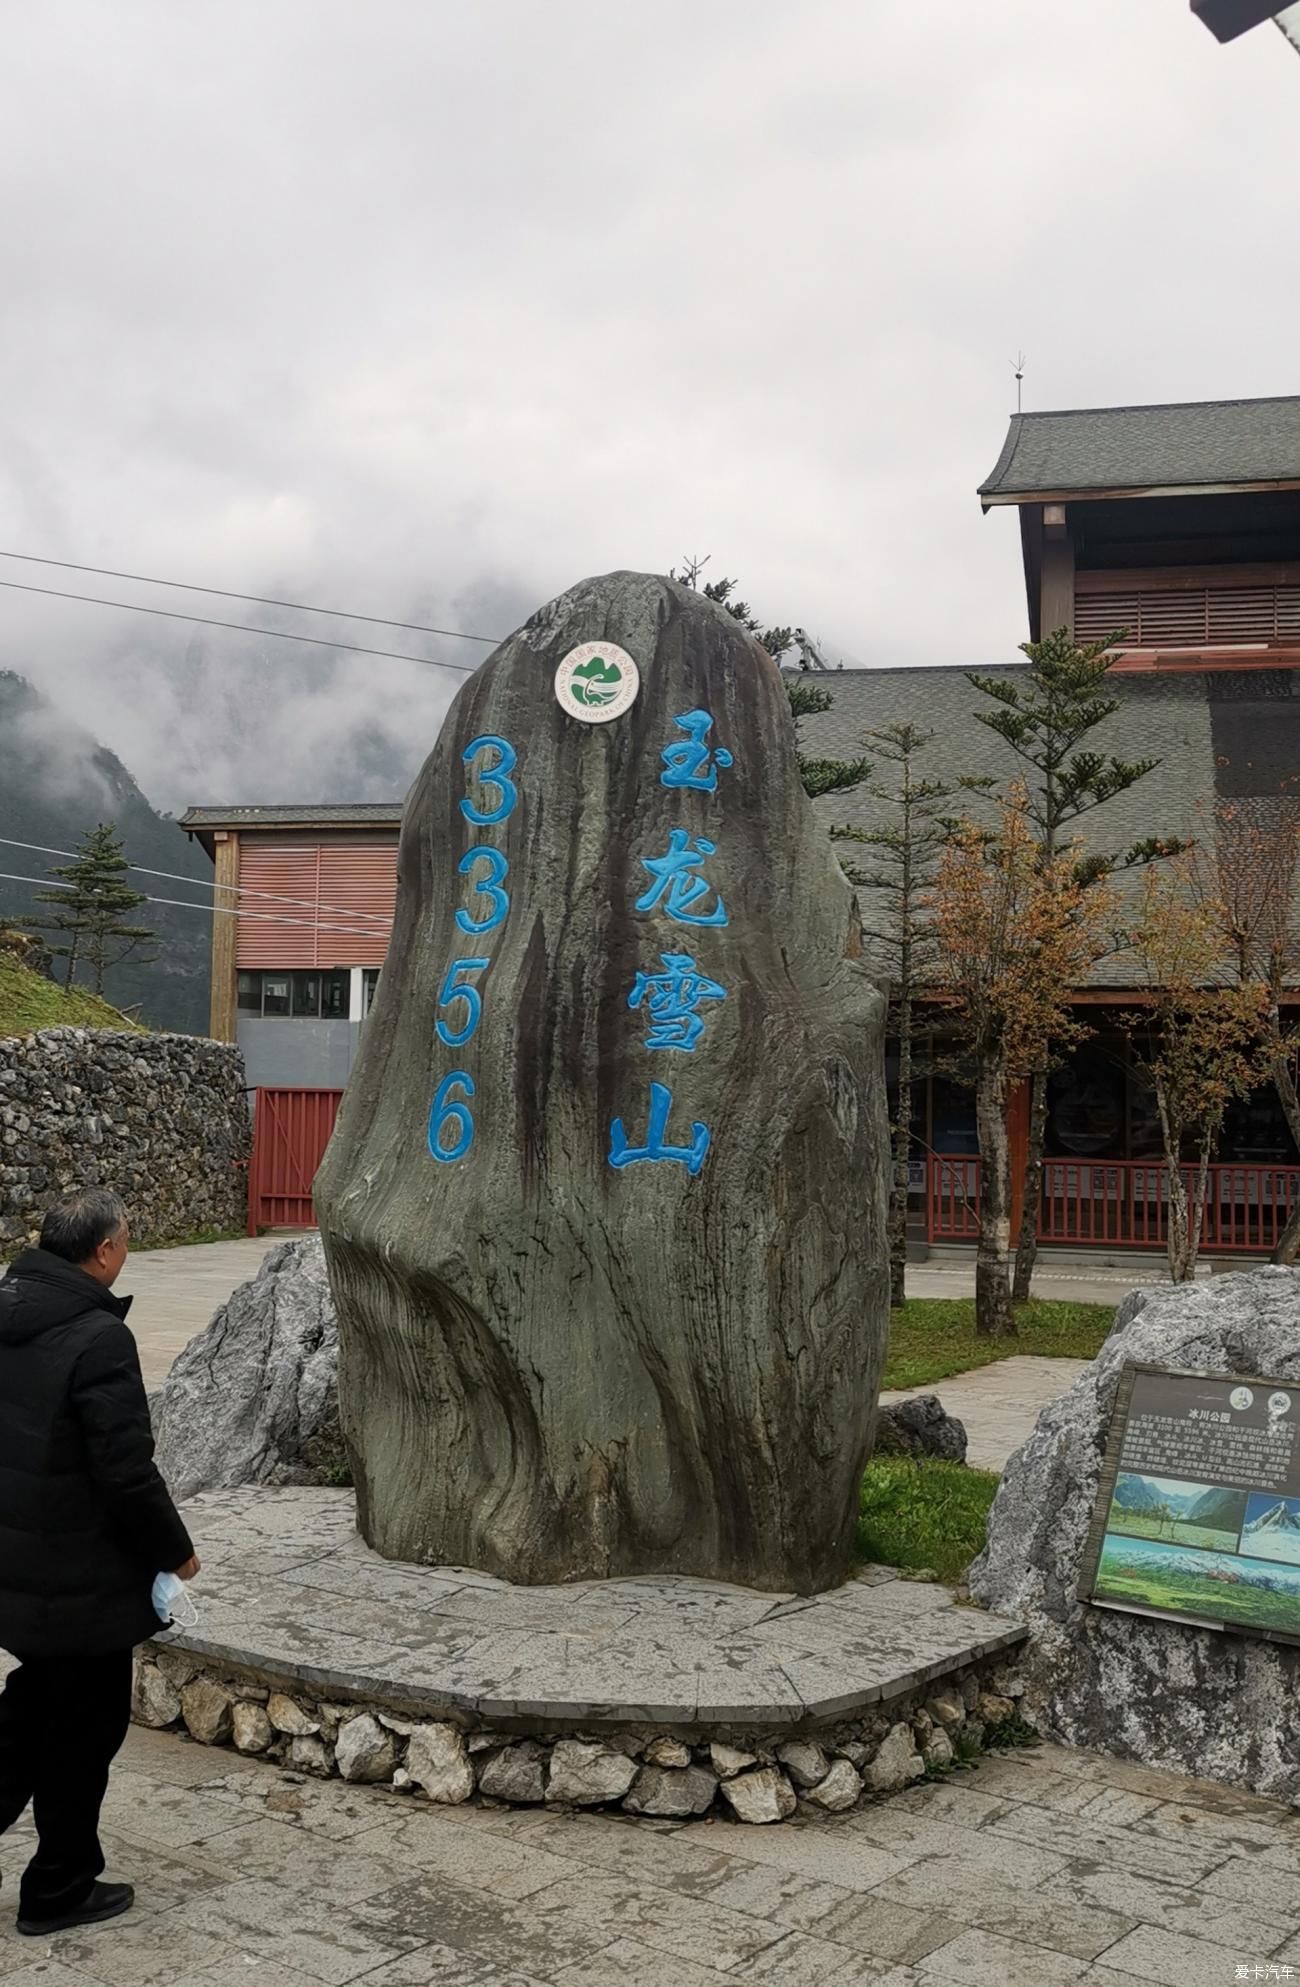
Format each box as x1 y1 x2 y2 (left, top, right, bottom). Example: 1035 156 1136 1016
928 1156 1300 1254
248 1087 343 1233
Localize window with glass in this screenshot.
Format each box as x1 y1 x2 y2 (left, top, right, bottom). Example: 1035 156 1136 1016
236 969 351 1018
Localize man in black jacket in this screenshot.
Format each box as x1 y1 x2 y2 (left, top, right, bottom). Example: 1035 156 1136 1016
0 1188 198 1935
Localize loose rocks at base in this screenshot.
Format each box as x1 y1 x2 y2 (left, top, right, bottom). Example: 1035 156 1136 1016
132 1646 1031 1826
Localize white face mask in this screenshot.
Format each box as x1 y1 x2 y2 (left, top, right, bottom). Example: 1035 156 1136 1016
151 1571 198 1629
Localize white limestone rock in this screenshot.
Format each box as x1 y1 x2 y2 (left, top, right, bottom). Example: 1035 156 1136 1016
864 1723 923 1793
335 1713 398 1783
267 1692 319 1737
406 1723 474 1804
547 1740 637 1806
131 1663 181 1730
970 1268 1300 1801
924 1731 955 1772
721 1766 797 1824
643 1737 691 1769
805 1758 863 1811
288 1733 334 1777
180 1677 233 1747
709 1743 757 1779
776 1740 828 1789
232 1702 274 1754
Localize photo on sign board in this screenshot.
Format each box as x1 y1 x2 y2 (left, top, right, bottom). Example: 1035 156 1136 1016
1238 1492 1300 1567
1106 1472 1246 1554
1095 1533 1300 1635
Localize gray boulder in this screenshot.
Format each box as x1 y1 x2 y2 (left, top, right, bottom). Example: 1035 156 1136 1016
315 569 889 1592
971 1268 1300 1801
152 1237 340 1500
873 1394 967 1463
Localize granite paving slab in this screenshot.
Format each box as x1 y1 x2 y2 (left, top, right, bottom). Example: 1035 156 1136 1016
163 1488 1026 1732
8 1718 1300 1987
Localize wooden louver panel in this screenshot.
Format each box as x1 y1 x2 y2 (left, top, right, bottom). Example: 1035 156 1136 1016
236 840 397 969
1074 582 1300 649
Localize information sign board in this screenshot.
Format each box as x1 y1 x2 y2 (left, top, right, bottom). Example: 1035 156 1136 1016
1080 1362 1300 1646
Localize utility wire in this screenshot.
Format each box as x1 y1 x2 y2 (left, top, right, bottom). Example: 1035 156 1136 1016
0 547 500 645
0 870 388 942
0 834 394 928
0 576 484 673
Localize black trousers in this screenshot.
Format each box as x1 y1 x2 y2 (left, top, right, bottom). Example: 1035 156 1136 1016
0 1648 133 1918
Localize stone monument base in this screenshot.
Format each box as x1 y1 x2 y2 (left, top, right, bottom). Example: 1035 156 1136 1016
135 1489 1028 1824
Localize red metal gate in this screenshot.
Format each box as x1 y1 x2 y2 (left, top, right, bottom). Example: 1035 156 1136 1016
247 1087 343 1233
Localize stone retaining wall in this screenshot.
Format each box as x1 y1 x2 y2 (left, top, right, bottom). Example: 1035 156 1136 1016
132 1646 1032 1825
0 1028 248 1252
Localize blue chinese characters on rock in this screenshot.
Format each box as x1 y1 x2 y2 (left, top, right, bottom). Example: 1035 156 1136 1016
429 735 518 1162
609 709 735 1176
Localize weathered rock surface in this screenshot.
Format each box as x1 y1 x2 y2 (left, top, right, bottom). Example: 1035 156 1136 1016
623 1763 718 1817
776 1740 828 1788
406 1723 474 1804
546 1740 638 1805
267 1692 319 1737
316 569 889 1590
805 1758 863 1811
862 1723 923 1793
0 1028 247 1255
721 1766 796 1824
153 1238 341 1500
709 1743 756 1779
288 1734 334 1777
335 1713 398 1783
231 1702 274 1754
479 1741 546 1804
643 1737 691 1769
873 1394 967 1463
971 1268 1300 1801
180 1677 232 1746
132 1664 181 1729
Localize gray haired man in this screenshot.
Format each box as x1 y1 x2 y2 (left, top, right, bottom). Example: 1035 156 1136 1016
0 1189 198 1934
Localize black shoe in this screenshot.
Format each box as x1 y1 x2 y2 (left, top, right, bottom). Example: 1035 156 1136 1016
17 1880 134 1935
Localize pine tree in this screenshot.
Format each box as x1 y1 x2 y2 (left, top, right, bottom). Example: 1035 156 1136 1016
24 824 156 995
968 628 1181 1301
672 558 870 800
832 726 988 1307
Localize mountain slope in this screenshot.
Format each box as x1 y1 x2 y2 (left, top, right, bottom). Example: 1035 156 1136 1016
0 671 210 1032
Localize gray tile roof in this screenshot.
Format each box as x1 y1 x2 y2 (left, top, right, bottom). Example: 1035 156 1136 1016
180 803 404 829
802 663 1230 988
979 396 1300 503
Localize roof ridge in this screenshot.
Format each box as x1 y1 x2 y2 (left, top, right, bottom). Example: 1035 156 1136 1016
1013 393 1300 421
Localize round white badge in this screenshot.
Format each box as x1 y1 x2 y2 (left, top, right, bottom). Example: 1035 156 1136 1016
554 642 640 724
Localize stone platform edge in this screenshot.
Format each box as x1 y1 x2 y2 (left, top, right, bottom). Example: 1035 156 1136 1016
145 1610 1027 1730
132 1641 1035 1825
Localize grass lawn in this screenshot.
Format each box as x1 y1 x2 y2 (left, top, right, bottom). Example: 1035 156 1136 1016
858 1457 1001 1583
883 1296 1114 1391
0 953 142 1037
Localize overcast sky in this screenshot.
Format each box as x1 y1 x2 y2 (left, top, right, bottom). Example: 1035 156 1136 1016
1 1 1297 810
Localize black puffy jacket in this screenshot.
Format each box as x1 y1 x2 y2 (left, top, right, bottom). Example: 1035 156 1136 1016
0 1249 193 1656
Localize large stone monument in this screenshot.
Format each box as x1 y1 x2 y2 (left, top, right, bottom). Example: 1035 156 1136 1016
315 570 888 1590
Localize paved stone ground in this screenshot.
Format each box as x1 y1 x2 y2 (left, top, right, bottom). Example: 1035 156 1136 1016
129 1236 297 1391
2 1722 1299 1985
156 1489 1025 1727
879 1358 1092 1473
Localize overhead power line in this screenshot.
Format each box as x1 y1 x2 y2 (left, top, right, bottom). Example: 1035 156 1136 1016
0 547 500 645
0 870 387 941
0 576 484 673
0 835 394 927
